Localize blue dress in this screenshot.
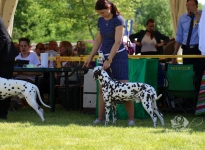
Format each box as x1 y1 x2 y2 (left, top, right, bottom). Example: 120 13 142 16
98 15 128 80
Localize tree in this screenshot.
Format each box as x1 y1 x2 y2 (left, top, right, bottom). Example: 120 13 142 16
13 0 175 43
133 0 173 37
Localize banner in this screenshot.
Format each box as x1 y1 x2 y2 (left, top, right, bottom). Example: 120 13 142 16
125 20 133 36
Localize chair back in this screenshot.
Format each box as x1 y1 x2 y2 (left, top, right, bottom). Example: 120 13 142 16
166 64 195 92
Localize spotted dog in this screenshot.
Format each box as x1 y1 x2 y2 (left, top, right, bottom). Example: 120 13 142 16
0 77 50 122
93 66 164 127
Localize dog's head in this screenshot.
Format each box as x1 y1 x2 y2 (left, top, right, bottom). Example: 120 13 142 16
93 66 103 80
170 115 189 130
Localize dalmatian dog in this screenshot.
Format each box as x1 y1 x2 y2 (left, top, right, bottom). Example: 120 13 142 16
0 77 51 122
93 66 164 127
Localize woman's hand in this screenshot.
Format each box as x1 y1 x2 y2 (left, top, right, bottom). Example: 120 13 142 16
102 60 110 70
82 57 92 68
134 41 142 46
155 42 164 47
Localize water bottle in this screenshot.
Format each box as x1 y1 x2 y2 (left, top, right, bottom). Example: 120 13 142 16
98 51 104 65
98 57 103 65
49 54 54 68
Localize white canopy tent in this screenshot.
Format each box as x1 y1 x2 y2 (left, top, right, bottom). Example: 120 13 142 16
0 0 187 36
0 0 18 35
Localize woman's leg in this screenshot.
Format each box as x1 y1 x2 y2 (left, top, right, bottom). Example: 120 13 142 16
124 101 135 121
120 80 134 121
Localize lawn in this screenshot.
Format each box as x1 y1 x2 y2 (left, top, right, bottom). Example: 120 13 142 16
0 105 205 150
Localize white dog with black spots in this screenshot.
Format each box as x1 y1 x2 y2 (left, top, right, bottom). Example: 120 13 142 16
0 77 50 122
93 66 164 127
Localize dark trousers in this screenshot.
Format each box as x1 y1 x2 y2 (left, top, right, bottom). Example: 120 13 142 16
182 47 205 92
0 59 15 116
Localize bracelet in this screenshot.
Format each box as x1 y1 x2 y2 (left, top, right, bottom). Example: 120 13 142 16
106 58 112 64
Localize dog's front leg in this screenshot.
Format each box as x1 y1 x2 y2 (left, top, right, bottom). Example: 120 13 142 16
104 101 111 125
112 102 117 124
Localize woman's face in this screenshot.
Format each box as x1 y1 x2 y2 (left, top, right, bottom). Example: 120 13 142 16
19 41 30 54
96 8 110 18
146 22 155 32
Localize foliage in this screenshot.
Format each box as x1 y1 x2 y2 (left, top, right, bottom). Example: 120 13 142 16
198 3 204 10
12 0 175 43
133 0 174 37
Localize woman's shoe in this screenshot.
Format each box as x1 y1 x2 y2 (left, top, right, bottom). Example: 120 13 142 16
93 118 104 124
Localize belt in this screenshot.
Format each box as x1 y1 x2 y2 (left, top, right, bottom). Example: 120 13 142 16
182 44 198 49
104 48 126 56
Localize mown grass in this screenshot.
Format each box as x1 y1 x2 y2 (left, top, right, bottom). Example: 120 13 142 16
0 105 205 150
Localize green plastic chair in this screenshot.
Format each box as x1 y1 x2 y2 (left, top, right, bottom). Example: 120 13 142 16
165 64 197 114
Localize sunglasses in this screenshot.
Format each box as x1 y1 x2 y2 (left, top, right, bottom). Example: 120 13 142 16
38 48 45 51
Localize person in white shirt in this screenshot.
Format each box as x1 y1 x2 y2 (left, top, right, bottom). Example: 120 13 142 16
14 37 41 82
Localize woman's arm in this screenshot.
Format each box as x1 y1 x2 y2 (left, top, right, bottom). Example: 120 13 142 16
155 31 170 47
107 25 124 61
129 31 143 42
88 31 102 60
83 31 102 68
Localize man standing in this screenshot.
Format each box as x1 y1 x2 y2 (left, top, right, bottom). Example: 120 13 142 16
0 17 19 119
172 0 205 91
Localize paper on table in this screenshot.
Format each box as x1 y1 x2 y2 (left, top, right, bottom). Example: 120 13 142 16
40 53 48 67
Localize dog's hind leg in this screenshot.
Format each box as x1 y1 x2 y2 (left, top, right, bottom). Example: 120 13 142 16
141 98 157 127
152 100 164 126
24 96 45 122
112 102 117 124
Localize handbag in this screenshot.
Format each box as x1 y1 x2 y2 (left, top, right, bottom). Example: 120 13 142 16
127 41 134 55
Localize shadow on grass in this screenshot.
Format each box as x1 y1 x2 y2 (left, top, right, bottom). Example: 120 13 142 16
2 104 205 132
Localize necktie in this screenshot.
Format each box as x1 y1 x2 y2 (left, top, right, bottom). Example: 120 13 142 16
186 15 195 48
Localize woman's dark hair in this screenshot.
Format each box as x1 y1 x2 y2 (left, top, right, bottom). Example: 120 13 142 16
95 0 120 17
146 18 155 40
187 0 198 6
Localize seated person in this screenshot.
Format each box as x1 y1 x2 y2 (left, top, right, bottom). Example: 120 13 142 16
57 41 76 85
14 37 41 83
45 40 58 56
13 37 42 106
73 40 87 56
35 43 46 57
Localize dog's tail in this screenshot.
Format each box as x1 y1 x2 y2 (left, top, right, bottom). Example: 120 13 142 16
34 85 51 108
156 94 162 100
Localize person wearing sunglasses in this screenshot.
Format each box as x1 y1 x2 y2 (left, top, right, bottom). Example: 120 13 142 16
35 43 46 57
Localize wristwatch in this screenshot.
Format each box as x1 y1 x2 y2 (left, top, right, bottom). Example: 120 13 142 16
173 52 177 55
194 11 199 15
106 58 112 64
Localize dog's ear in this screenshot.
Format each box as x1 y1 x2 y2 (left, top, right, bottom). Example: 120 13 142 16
93 69 101 80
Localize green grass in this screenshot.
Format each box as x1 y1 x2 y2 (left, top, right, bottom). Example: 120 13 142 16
1 105 205 150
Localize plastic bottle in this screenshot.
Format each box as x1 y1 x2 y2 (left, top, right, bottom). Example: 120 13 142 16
98 56 103 65
98 51 104 65
49 54 54 68
56 54 61 68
